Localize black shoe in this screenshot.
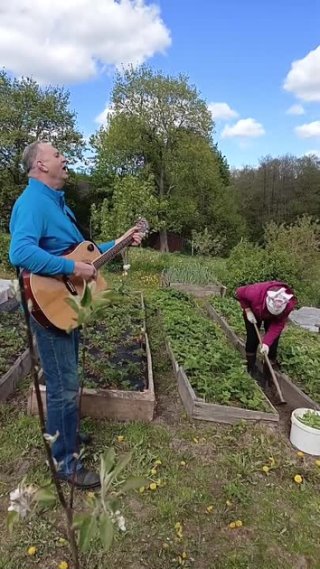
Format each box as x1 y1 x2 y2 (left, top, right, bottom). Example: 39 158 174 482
79 432 93 445
57 467 100 489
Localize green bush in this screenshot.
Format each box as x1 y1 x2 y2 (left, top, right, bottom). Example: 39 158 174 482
224 217 320 306
0 233 13 275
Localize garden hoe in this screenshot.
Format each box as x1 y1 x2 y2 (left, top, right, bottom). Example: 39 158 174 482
252 322 286 405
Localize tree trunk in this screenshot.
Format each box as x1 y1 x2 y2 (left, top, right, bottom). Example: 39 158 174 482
158 158 169 252
159 228 169 252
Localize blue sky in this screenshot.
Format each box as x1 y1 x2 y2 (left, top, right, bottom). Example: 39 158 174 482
1 0 320 168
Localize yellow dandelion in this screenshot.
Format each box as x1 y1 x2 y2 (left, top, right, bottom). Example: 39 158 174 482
226 500 232 507
150 468 157 475
154 459 162 466
206 505 214 513
262 465 270 473
175 521 183 538
139 486 145 494
149 482 157 491
27 546 37 556
235 520 243 528
228 522 236 529
180 460 186 466
294 474 303 484
117 435 124 443
58 537 67 545
297 451 304 458
193 437 199 444
182 551 188 559
58 562 69 569
315 460 320 467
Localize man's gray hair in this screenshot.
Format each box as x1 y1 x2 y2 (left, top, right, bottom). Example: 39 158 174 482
22 141 45 173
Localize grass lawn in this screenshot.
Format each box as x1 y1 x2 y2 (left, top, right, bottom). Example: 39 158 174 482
0 249 320 569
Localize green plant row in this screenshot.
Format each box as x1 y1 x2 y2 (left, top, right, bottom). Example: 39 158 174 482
162 263 219 286
150 289 270 412
0 310 27 375
84 293 147 391
211 296 320 404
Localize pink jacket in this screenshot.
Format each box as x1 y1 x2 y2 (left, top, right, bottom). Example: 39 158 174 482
235 281 297 347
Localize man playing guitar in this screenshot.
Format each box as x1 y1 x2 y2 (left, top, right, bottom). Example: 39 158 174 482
9 141 143 489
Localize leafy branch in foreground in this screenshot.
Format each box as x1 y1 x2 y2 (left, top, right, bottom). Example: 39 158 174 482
7 279 146 567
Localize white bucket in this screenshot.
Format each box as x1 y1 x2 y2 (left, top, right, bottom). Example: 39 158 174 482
290 408 320 456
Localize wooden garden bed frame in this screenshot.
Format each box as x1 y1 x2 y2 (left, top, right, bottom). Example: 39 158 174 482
0 299 35 402
205 303 320 412
0 349 32 402
27 292 155 422
165 339 279 425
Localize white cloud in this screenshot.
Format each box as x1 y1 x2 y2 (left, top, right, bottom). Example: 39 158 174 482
221 118 265 139
208 102 238 120
283 45 320 101
286 104 305 115
0 1 171 84
295 121 320 138
304 149 320 159
95 105 115 125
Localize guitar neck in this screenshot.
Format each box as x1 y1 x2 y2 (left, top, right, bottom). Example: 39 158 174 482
92 231 136 270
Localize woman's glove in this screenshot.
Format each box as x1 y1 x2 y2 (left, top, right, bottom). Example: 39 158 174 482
260 343 269 356
245 309 257 324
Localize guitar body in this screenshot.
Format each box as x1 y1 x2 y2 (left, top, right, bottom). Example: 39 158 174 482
24 242 107 331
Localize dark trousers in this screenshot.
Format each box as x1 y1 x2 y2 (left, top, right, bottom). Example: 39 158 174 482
244 314 279 362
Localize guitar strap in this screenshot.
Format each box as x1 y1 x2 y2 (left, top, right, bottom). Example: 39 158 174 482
65 210 99 248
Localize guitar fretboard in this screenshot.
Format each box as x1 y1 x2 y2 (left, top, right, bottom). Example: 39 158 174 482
92 231 135 270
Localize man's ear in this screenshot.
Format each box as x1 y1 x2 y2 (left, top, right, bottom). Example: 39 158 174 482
38 161 49 173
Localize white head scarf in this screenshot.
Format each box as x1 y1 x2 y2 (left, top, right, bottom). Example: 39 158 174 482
266 287 293 315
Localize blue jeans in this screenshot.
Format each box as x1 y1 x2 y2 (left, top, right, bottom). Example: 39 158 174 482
30 317 82 475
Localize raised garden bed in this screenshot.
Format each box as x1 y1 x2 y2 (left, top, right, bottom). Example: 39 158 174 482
161 267 227 298
28 292 155 422
0 309 32 401
152 289 278 425
208 297 320 411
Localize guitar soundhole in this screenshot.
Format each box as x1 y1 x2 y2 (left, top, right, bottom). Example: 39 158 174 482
87 243 94 252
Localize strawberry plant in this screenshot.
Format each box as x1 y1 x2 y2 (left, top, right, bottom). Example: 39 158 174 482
298 410 320 430
84 294 147 391
151 289 271 411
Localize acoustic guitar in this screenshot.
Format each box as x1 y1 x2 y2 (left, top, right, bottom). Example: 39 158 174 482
22 219 149 331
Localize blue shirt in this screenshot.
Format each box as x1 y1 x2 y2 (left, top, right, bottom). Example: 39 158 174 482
9 178 115 275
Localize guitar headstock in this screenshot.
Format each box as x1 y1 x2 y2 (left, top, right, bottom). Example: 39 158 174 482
135 217 149 236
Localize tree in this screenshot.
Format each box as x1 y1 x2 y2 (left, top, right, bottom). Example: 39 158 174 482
0 70 84 228
91 174 163 241
231 154 320 242
91 65 228 251
165 129 243 250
